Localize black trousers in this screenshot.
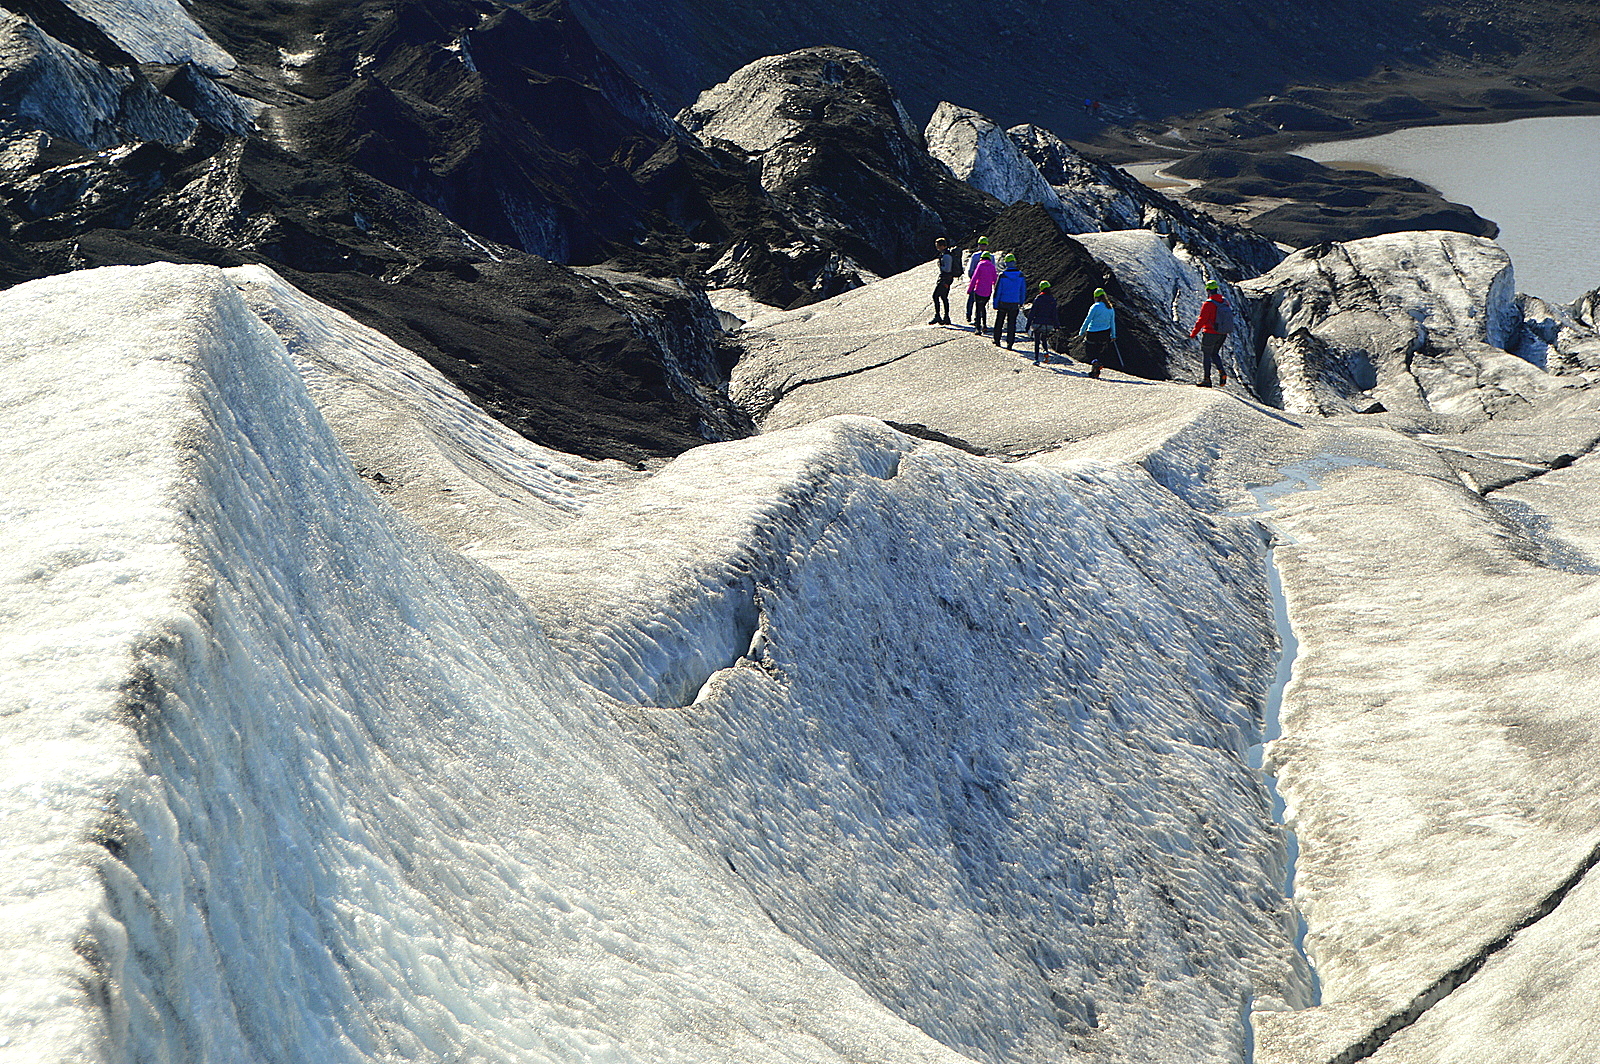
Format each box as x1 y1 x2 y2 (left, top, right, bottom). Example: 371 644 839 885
933 277 953 321
1200 331 1226 380
1082 328 1113 368
970 294 989 334
993 303 1020 347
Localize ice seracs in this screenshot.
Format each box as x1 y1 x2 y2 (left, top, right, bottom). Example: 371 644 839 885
1242 231 1584 422
56 0 236 72
0 14 198 148
925 102 1067 226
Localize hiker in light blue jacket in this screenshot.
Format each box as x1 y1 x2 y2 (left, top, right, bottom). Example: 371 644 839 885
1077 288 1116 379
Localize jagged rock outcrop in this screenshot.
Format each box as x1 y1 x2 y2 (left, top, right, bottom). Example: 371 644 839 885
924 102 1067 225
925 102 1281 283
1242 232 1587 421
679 48 998 297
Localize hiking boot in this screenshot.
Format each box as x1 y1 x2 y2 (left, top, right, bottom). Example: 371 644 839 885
1088 363 1101 379
1199 378 1211 387
1218 370 1227 386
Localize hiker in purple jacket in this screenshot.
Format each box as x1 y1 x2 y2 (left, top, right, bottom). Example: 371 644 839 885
967 252 997 337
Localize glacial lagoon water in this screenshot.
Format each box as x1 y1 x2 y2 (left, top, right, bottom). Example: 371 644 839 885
1296 115 1600 305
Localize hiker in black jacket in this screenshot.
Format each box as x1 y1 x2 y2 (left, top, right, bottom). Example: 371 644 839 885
1025 281 1059 365
929 238 960 325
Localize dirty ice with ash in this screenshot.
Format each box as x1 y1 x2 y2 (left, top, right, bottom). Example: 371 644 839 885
7 250 1600 1064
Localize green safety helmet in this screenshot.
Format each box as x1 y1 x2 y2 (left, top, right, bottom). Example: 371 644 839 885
981 251 993 260
1205 279 1220 291
1038 280 1051 289
1004 254 1017 262
977 236 990 245
1094 288 1108 300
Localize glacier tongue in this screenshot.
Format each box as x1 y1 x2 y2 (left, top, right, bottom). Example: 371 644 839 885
0 263 1310 1064
22 252 1600 1064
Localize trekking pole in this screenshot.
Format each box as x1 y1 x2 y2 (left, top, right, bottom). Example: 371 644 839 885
1110 339 1126 369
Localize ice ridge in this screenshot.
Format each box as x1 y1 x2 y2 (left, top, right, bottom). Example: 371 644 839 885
3 263 1313 1064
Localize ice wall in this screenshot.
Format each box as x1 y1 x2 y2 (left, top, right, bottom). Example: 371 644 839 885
1 264 1309 1064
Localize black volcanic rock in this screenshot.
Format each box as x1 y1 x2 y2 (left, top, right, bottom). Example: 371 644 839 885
567 0 1600 143
275 0 675 265
678 47 999 290
1167 149 1498 247
979 202 1171 381
0 68 750 464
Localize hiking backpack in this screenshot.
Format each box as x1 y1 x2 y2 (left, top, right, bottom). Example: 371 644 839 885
1213 297 1236 336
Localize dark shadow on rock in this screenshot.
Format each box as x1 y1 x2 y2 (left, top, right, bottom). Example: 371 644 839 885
976 203 1173 381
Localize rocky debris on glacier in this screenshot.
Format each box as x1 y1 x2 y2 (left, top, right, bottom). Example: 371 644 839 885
3 262 1317 1064
1241 231 1591 423
925 102 1281 282
678 48 998 297
0 0 788 462
1164 148 1500 249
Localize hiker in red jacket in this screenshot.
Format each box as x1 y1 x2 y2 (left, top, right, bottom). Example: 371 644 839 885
1189 280 1233 388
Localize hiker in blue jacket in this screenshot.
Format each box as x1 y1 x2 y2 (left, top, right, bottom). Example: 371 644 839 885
991 255 1026 349
1077 288 1115 379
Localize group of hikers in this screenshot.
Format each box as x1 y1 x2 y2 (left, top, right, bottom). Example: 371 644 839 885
930 235 1234 388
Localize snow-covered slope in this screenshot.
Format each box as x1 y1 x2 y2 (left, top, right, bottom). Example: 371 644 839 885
10 241 1600 1064
1 265 999 1064
3 264 1313 1064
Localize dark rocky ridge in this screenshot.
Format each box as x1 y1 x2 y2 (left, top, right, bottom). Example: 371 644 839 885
0 132 750 464
678 47 999 291
567 0 1600 146
0 0 1006 462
